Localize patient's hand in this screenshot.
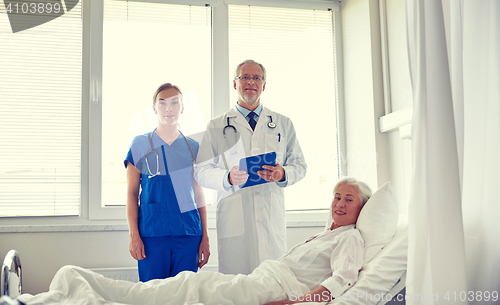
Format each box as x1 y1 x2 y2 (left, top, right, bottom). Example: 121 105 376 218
265 286 332 304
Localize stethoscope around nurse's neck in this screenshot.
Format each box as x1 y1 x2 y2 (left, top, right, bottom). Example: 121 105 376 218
145 128 196 178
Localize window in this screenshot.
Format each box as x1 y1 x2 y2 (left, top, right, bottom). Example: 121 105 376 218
228 5 340 210
90 0 213 219
0 0 82 217
0 0 342 222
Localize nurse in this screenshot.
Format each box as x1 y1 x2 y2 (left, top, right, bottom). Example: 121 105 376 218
124 83 209 281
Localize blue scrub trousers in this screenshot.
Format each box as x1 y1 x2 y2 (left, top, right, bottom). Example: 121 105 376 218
138 235 202 282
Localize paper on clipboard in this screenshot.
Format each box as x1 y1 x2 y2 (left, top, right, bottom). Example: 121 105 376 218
239 152 277 188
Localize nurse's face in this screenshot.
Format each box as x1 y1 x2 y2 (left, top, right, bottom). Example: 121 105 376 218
330 183 363 230
153 88 183 126
233 63 266 110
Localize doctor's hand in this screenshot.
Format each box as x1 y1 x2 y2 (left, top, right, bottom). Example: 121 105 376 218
258 162 285 182
129 235 146 261
229 165 249 186
198 235 210 268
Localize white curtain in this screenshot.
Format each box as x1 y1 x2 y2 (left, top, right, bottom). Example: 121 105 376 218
406 0 500 304
460 0 500 302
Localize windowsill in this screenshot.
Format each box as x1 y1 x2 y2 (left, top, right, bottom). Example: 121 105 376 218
0 209 328 233
378 106 412 139
0 224 129 233
0 219 326 233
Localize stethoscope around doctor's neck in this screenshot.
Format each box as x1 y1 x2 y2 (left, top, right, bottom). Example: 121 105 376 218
223 114 276 136
145 128 196 178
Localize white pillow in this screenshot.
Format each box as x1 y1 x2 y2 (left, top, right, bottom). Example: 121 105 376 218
356 181 399 264
330 215 409 305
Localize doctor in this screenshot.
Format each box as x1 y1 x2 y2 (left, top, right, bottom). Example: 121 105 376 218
195 59 307 275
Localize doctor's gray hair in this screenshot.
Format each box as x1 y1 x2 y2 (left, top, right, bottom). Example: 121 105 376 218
234 59 267 81
152 83 182 105
333 177 372 207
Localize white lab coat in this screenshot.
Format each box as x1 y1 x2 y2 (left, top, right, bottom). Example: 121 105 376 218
194 106 307 275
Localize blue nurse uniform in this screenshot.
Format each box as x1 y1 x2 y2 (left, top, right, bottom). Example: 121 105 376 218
124 132 202 281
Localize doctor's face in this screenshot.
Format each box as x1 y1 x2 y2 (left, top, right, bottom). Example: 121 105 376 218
153 88 183 126
233 63 266 110
330 183 363 230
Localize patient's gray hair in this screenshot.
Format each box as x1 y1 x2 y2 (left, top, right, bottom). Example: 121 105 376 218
333 177 372 206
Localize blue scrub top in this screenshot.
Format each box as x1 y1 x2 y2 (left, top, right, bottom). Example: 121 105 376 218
124 132 202 238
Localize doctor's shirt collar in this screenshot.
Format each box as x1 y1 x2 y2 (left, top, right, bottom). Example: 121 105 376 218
236 102 262 118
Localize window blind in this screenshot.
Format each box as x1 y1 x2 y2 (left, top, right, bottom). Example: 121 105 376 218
0 1 82 217
228 5 339 211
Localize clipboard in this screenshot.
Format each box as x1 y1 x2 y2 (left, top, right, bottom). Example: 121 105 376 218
239 152 277 188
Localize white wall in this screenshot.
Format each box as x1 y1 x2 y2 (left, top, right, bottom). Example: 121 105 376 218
385 0 412 112
341 0 379 190
384 0 414 212
1 230 133 294
341 0 392 192
341 0 412 211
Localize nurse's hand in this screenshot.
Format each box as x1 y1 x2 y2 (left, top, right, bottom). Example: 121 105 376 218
129 235 146 260
229 165 249 186
198 235 210 268
258 162 285 182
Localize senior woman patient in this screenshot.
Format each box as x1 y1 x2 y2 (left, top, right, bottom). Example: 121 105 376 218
18 178 371 305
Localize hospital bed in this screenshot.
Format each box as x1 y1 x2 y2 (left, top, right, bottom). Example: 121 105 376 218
1 250 23 305
3 182 407 305
2 228 407 305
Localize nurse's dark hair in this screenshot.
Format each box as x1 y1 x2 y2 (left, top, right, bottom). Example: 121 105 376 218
152 83 182 104
333 177 372 207
234 59 267 81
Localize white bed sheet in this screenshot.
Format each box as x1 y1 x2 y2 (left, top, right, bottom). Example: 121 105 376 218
17 260 308 305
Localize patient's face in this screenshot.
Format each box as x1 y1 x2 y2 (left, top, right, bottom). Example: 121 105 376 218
330 183 363 230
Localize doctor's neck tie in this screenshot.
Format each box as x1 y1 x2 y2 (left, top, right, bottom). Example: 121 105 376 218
248 112 257 131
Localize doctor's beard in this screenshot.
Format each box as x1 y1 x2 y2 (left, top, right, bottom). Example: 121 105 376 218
239 91 260 105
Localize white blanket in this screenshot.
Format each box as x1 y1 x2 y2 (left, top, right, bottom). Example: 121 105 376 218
18 261 309 305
